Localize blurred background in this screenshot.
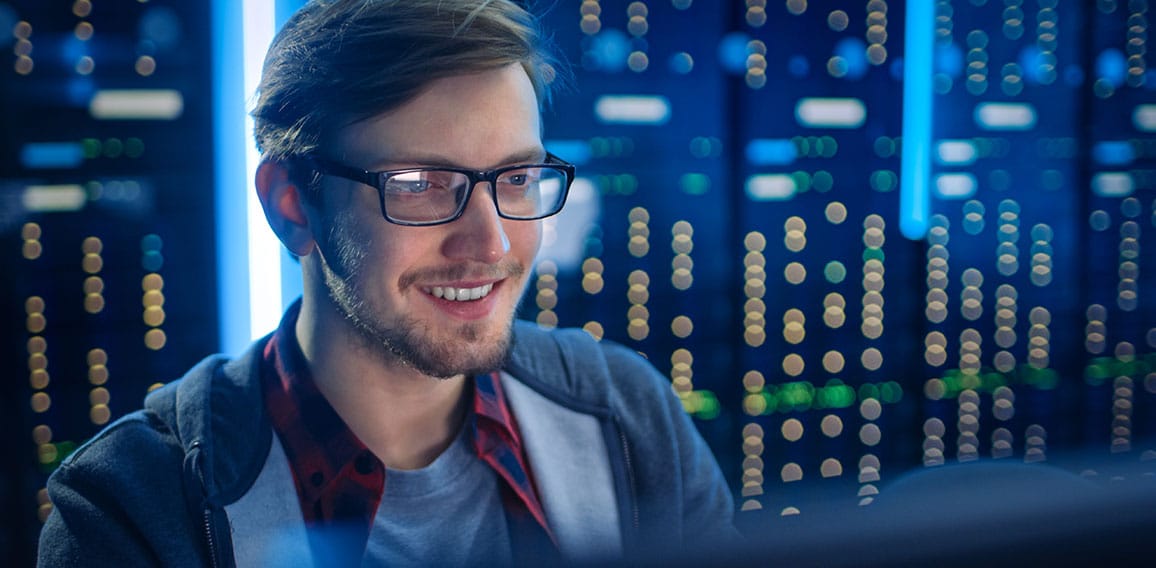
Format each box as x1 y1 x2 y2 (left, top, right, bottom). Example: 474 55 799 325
3 0 1155 564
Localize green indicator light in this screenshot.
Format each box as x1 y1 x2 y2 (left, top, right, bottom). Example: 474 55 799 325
812 170 833 192
880 381 903 404
870 170 897 192
824 261 847 284
39 441 78 474
82 138 101 159
823 382 856 408
780 381 815 411
695 390 721 420
679 173 711 195
762 391 779 415
125 137 145 158
819 136 838 158
791 171 812 192
141 233 163 252
103 138 124 158
1084 358 1113 386
621 174 638 195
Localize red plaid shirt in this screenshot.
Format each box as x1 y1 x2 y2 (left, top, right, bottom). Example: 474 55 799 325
260 303 553 557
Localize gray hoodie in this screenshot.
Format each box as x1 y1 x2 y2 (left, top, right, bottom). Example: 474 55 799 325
38 319 737 567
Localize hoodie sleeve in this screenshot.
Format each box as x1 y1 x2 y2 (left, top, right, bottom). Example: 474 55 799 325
598 341 742 552
37 412 207 567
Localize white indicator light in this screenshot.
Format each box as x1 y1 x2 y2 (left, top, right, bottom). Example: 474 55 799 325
594 95 671 124
795 98 867 128
746 175 798 201
974 102 1037 130
23 184 87 212
936 140 978 165
90 90 184 120
934 173 977 199
1092 172 1134 197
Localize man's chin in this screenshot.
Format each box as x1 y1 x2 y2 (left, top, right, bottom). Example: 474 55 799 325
413 341 511 380
356 315 514 380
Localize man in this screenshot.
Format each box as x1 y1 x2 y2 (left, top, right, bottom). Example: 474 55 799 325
38 1 736 565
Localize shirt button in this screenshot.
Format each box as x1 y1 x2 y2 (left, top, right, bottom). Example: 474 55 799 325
355 452 375 475
310 471 324 487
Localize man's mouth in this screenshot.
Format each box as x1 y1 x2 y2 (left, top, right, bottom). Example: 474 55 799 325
422 283 496 302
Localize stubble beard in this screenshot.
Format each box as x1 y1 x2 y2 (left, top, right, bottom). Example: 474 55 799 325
319 211 520 380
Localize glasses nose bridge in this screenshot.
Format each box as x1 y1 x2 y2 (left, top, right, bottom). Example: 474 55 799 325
466 169 504 204
461 169 503 217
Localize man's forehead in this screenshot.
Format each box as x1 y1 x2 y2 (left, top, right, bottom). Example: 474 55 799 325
332 66 543 169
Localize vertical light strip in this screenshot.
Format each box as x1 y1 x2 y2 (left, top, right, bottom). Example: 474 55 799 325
900 0 934 240
213 0 280 355
213 0 249 355
242 0 283 340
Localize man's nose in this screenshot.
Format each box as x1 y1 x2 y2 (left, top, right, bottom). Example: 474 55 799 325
440 182 510 263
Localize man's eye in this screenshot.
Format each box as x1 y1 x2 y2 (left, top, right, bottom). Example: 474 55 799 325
506 174 529 186
384 179 430 193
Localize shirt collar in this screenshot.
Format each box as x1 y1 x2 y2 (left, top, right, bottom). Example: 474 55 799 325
262 300 528 502
262 301 374 504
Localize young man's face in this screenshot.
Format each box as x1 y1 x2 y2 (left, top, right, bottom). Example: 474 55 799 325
310 63 544 378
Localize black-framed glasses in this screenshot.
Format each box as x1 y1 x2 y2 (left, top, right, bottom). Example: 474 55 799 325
301 152 575 226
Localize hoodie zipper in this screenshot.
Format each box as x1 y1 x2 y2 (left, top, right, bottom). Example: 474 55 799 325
618 430 640 531
203 508 219 568
189 440 222 568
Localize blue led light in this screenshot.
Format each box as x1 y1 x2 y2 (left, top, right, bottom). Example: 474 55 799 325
668 52 694 75
787 55 809 77
900 0 934 240
1093 141 1136 166
139 6 183 51
745 139 798 166
59 36 89 67
545 140 593 165
935 42 963 78
1095 49 1127 88
718 32 752 75
1018 45 1046 84
834 37 868 80
20 142 85 169
587 29 630 73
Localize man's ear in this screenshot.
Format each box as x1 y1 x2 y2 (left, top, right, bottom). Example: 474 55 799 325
255 160 316 257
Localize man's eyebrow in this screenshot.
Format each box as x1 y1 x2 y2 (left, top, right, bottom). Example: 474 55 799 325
374 147 547 170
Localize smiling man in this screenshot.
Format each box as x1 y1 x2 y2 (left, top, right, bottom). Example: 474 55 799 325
38 1 736 566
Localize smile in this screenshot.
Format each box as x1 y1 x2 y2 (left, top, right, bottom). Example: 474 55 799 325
423 283 495 302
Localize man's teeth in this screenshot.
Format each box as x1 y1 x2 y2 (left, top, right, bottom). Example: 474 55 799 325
427 283 495 302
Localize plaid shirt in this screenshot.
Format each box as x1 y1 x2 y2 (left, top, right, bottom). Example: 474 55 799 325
260 304 554 558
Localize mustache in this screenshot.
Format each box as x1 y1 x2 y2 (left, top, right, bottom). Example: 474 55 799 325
397 259 526 291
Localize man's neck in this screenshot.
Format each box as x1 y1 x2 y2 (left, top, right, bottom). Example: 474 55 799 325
294 295 470 471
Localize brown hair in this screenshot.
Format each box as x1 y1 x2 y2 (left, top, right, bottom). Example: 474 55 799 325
252 0 561 163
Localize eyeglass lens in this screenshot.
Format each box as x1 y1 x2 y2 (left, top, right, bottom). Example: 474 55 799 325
382 167 567 223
